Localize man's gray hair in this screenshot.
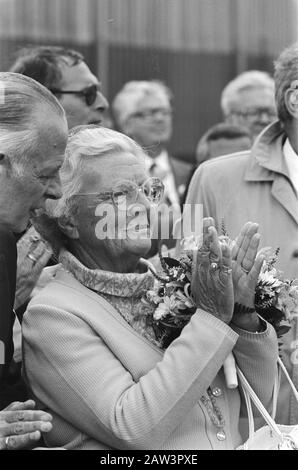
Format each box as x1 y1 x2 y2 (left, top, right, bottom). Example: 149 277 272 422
48 125 146 220
0 72 65 172
221 70 275 117
274 42 298 123
112 80 172 130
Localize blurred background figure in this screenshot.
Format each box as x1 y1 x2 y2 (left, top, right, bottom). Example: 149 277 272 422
195 122 253 166
113 80 191 253
181 123 253 206
10 46 109 129
220 70 277 140
113 80 189 204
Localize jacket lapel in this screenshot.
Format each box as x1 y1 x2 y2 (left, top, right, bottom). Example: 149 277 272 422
244 122 298 225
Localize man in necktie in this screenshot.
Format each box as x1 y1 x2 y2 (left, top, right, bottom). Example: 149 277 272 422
112 80 183 253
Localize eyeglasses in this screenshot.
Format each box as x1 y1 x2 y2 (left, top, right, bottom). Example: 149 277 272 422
73 177 165 207
50 84 100 106
232 107 277 119
131 108 173 120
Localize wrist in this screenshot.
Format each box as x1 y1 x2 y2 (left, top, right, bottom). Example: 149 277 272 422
232 303 262 332
233 302 255 315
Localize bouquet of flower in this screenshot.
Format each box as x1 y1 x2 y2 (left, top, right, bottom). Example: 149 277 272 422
142 249 196 348
142 244 298 350
254 248 298 341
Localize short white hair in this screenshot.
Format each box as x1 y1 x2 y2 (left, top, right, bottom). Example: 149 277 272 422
0 72 66 173
112 80 172 129
221 70 275 117
48 125 146 220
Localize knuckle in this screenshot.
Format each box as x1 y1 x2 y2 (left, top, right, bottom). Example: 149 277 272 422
16 412 25 421
14 423 24 434
8 436 19 449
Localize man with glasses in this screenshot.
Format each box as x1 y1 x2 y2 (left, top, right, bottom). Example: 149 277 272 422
185 43 298 425
221 70 277 140
113 81 192 253
10 46 109 129
113 80 190 206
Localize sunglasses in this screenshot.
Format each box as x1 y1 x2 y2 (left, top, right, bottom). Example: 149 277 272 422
50 84 99 106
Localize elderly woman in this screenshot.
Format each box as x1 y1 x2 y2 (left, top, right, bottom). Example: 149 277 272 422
22 126 278 450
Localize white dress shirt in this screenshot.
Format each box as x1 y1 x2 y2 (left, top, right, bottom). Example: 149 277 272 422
144 150 179 206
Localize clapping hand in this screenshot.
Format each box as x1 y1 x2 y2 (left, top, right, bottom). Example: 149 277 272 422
191 218 234 324
0 400 52 450
231 222 265 331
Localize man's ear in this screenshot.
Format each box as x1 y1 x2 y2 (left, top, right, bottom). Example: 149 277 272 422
285 87 298 119
58 214 79 240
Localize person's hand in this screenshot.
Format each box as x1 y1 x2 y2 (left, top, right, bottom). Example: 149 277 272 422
231 222 264 307
15 227 52 309
191 218 234 324
0 400 53 450
231 222 265 331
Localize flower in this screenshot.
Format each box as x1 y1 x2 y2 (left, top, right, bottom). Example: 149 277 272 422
142 247 196 348
254 249 297 343
153 295 177 320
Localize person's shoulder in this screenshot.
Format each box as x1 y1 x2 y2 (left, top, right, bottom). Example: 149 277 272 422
26 266 111 322
199 150 251 174
192 150 251 184
28 267 88 307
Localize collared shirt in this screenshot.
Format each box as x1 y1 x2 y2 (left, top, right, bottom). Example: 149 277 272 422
283 138 298 198
144 150 179 206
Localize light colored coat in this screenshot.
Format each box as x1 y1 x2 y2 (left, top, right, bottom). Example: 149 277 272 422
185 120 298 424
22 267 277 450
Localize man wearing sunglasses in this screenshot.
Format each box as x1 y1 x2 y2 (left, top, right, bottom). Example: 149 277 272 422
10 46 109 129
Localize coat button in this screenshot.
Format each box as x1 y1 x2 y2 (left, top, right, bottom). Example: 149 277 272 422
292 250 298 258
216 431 226 441
212 387 222 397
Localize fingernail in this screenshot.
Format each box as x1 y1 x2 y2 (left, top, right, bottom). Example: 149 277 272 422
41 413 53 421
30 430 41 440
41 422 52 432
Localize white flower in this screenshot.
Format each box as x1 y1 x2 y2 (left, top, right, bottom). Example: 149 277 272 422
153 295 176 320
258 270 284 289
146 290 162 304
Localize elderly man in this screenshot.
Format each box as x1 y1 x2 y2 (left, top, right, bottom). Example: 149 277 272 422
0 72 68 449
9 46 109 330
113 81 191 253
221 70 277 140
113 80 191 205
185 43 298 425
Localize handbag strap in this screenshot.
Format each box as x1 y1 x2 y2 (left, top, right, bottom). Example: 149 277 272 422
236 366 283 442
277 356 298 403
237 358 298 447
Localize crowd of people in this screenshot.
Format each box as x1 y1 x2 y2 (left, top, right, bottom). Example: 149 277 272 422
0 39 297 450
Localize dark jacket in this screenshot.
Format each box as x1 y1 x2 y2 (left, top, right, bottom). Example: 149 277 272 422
0 225 26 409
